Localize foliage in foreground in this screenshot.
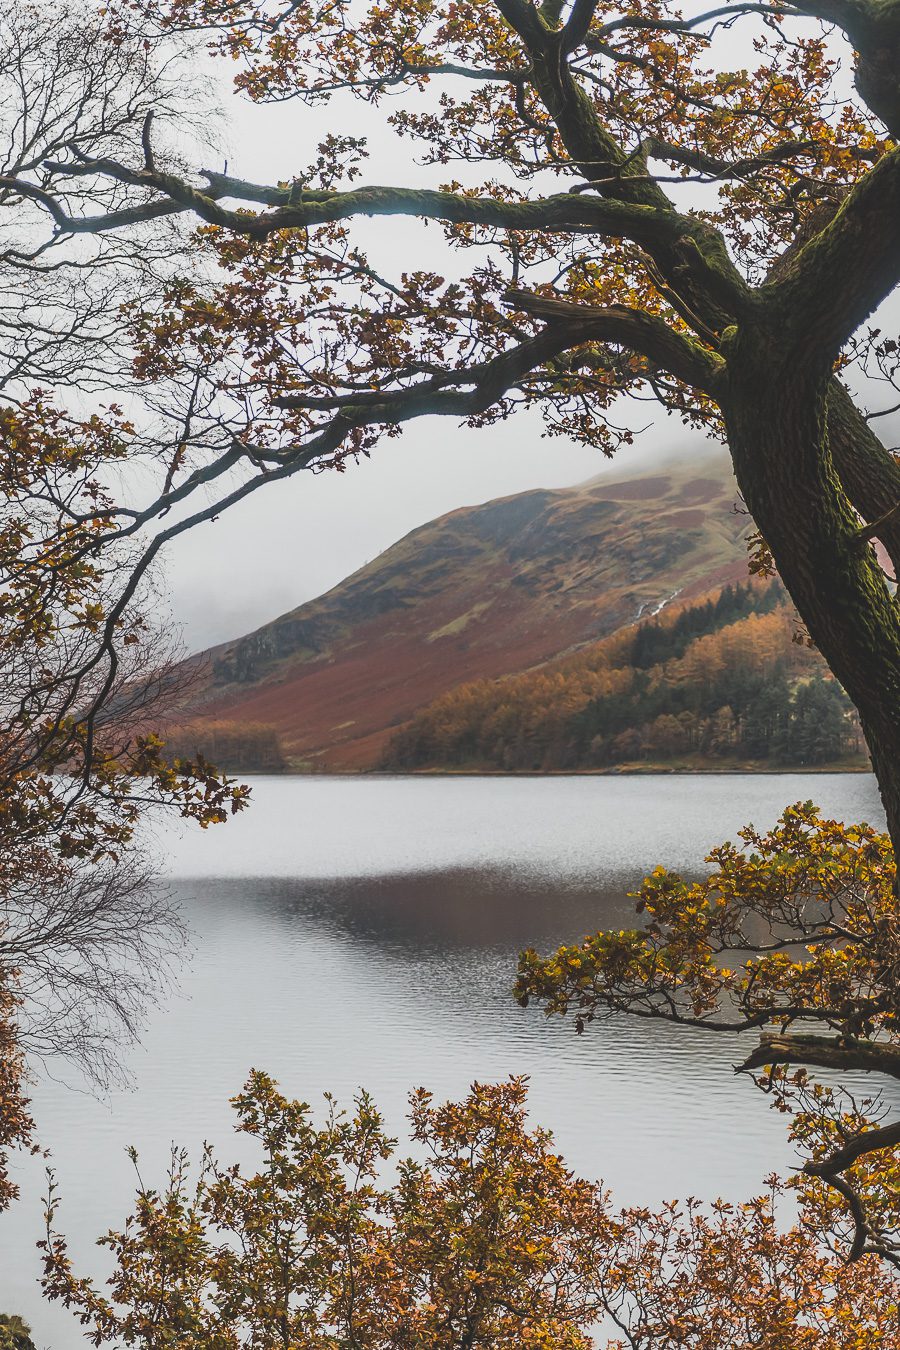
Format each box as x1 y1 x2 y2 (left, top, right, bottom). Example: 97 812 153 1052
0 1316 35 1350
0 981 31 1213
40 1073 899 1348
518 803 900 1265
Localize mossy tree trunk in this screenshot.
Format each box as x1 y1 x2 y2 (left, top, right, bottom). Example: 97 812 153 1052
724 355 900 852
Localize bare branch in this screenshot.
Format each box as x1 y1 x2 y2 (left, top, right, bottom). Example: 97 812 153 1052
33 157 724 255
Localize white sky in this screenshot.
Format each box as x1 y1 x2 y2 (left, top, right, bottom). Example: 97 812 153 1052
160 86 722 651
167 408 712 653
157 28 895 653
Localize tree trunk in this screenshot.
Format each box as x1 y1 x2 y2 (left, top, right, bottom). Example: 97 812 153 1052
827 379 900 576
723 365 900 853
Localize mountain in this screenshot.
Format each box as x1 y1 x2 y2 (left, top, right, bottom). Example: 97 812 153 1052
384 580 866 773
174 451 755 771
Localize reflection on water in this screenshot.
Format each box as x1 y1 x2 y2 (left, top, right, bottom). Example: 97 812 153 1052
0 773 889 1344
262 866 639 949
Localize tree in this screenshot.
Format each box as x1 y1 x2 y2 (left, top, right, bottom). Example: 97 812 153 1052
777 674 851 764
644 711 688 757
705 704 736 756
163 720 288 773
0 1317 35 1350
4 0 899 846
0 0 248 1243
517 803 900 1265
39 1071 900 1347
741 674 792 758
16 9 890 1260
1 0 900 1321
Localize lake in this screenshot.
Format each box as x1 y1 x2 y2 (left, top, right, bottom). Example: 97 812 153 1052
0 773 889 1344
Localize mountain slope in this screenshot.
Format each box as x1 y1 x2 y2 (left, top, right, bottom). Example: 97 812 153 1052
180 452 753 770
384 581 866 773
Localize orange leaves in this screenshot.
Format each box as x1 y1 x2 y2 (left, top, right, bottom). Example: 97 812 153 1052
40 1073 604 1347
0 976 33 1215
516 801 900 1259
39 1071 900 1346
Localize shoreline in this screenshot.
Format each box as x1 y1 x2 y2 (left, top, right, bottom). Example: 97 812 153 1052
260 761 873 778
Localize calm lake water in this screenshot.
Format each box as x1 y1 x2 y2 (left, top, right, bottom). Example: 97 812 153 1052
0 773 889 1345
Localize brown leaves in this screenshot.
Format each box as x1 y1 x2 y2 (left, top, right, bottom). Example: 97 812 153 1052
40 1071 900 1346
516 802 900 1261
0 976 33 1215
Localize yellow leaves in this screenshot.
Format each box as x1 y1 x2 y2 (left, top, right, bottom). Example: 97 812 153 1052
38 1070 900 1347
518 800 900 1265
74 601 105 633
519 801 897 1045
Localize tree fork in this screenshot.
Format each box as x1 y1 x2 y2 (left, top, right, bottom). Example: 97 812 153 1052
495 0 750 333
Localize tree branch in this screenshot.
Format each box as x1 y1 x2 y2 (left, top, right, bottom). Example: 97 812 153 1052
503 288 724 390
806 1119 900 1176
763 147 900 366
34 157 718 255
804 1116 900 1266
0 174 195 234
739 1032 900 1080
641 135 822 183
496 1 751 331
594 2 805 40
561 0 601 54
274 299 722 423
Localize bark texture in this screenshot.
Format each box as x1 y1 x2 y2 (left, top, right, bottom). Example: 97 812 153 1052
724 354 900 849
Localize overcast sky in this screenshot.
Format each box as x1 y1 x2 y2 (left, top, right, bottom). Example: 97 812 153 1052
166 406 717 653
156 82 729 653
158 22 892 654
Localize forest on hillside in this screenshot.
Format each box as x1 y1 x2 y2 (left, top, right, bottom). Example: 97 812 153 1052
163 720 288 774
384 584 864 773
7 0 900 1341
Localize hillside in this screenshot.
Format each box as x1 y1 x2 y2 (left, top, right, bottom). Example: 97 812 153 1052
383 581 866 773
172 451 754 771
